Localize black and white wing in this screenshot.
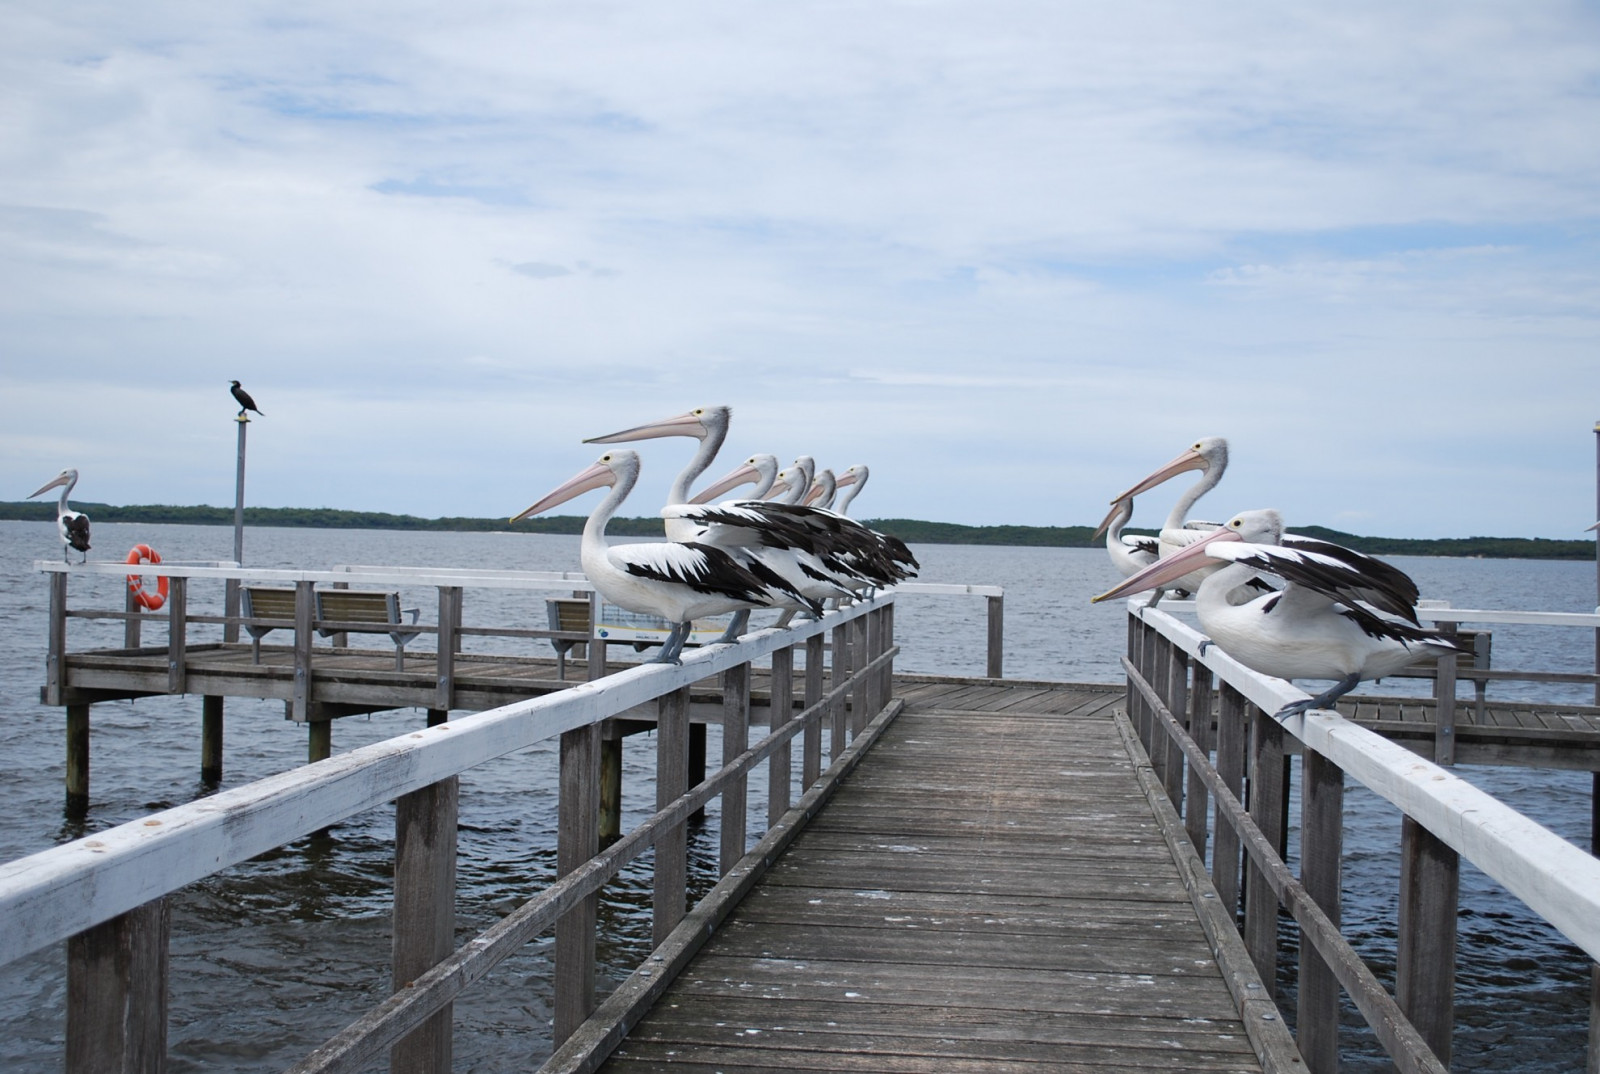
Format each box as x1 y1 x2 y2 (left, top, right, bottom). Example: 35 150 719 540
611 542 772 605
1280 534 1420 623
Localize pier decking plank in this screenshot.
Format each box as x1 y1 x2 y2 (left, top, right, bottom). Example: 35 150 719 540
595 683 1276 1073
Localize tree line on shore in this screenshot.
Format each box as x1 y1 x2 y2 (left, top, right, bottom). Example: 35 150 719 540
0 501 1592 559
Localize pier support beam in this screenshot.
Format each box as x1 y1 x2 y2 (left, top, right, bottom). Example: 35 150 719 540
599 733 622 847
201 696 224 784
66 702 89 816
309 720 332 764
688 723 707 823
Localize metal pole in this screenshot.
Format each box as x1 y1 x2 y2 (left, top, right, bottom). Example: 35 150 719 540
224 415 248 643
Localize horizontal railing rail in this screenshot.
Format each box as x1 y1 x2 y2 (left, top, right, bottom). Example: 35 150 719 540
2 594 899 1072
1116 597 1600 1073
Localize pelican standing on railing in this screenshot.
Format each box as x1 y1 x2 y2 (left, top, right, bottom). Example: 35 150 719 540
803 468 837 510
1110 435 1229 602
30 468 91 563
584 406 730 541
689 454 780 504
1093 508 1459 718
833 464 867 515
512 450 811 663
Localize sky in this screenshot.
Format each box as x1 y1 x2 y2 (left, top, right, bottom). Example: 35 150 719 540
4 2 1600 539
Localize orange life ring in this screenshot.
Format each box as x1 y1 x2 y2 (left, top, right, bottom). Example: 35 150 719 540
126 544 169 611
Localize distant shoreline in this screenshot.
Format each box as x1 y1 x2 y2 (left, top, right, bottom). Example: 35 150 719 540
0 501 1593 560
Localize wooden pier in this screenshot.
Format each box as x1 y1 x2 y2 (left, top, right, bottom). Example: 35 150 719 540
569 679 1296 1072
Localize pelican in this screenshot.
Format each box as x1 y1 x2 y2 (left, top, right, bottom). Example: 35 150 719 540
765 457 815 504
803 468 837 510
689 454 780 504
1093 508 1458 719
511 450 812 663
833 465 867 515
30 468 91 563
230 380 264 417
1091 496 1160 579
1110 436 1229 600
584 406 729 541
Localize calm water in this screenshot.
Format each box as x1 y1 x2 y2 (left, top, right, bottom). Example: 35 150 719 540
0 520 1595 1070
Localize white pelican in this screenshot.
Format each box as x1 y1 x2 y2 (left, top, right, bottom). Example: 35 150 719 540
584 406 730 541
1093 508 1457 718
803 468 837 510
30 468 91 563
764 456 815 504
833 464 867 515
1091 496 1160 579
688 454 780 504
511 450 808 663
1110 436 1229 600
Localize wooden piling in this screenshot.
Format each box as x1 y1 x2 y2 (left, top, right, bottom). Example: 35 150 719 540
201 696 224 784
66 702 90 814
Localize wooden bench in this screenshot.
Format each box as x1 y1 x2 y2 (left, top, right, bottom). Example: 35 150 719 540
316 589 422 670
241 586 297 665
546 598 591 680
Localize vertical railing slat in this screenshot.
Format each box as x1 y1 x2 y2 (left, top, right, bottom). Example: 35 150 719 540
554 725 599 1044
1212 682 1247 915
166 577 187 695
1185 664 1214 856
1397 816 1459 1067
67 897 170 1074
391 777 458 1074
720 662 751 876
803 633 825 787
1245 703 1285 986
1299 751 1344 1074
652 685 690 947
768 645 794 827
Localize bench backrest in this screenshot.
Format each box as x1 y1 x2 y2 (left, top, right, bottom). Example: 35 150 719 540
242 587 297 622
548 598 591 634
316 590 401 633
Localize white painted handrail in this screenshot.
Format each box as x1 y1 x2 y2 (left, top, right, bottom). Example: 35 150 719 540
0 595 889 969
1126 597 1600 963
1140 597 1600 629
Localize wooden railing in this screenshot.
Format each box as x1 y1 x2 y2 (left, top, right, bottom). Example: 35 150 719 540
1 595 899 1074
1117 597 1600 1074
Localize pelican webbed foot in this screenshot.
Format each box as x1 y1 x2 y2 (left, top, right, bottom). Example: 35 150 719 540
1273 673 1361 720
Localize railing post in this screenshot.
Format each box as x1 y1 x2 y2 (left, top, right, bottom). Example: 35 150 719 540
1161 638 1187 810
1212 682 1248 915
653 685 690 947
850 615 869 736
166 577 187 695
1186 663 1214 856
392 776 458 1074
434 586 461 713
830 622 850 760
292 579 314 723
586 592 607 681
1245 703 1286 986
599 726 622 847
47 570 67 706
554 724 599 1044
125 578 142 650
986 593 1004 678
67 897 170 1074
882 602 895 703
803 633 825 787
1299 750 1344 1074
768 645 794 827
1433 620 1458 766
1148 624 1172 789
1398 815 1458 1067
861 609 881 724
720 662 751 875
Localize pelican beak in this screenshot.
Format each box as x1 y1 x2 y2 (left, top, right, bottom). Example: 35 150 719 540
1091 525 1242 603
1112 447 1207 503
690 462 760 504
29 473 70 498
1589 521 1600 532
512 461 614 522
802 485 826 506
834 470 859 489
584 410 707 445
764 478 792 500
1091 500 1128 542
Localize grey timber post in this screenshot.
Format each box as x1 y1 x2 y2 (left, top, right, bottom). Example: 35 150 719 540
803 633 825 787
586 592 607 681
861 610 880 725
1124 613 1141 746
47 570 67 706
124 581 141 649
720 662 751 876
555 724 599 1044
653 685 691 947
849 616 869 736
599 728 622 846
165 577 187 695
1397 816 1458 1067
768 645 794 827
201 695 223 784
986 593 1003 678
830 623 850 760
1299 751 1344 1074
1185 663 1214 856
1160 639 1186 809
292 579 314 724
67 896 170 1074
224 411 247 645
392 776 458 1074
434 586 462 712
1433 620 1458 765
1245 703 1286 986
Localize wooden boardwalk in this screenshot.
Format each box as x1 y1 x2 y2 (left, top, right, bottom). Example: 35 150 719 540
595 679 1289 1073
